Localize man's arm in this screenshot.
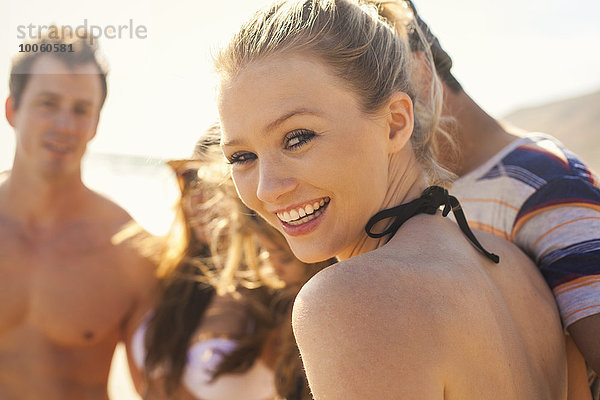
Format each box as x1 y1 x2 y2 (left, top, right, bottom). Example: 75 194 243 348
117 227 159 396
570 315 600 374
512 175 600 374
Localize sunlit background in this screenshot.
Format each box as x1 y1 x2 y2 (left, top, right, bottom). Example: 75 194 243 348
2 0 600 164
2 0 599 398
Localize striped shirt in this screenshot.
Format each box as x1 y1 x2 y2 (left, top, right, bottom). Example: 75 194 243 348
451 133 600 328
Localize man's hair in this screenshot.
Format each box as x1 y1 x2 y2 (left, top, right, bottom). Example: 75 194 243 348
9 25 109 110
403 0 462 93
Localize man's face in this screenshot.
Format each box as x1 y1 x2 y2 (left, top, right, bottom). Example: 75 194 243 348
6 55 103 179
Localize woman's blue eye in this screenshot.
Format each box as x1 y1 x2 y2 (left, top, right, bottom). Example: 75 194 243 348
228 152 256 165
285 129 315 150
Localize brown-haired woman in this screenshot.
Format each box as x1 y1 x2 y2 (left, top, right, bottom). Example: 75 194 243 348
130 131 328 399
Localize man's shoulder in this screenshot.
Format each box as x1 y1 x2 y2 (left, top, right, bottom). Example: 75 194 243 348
84 190 158 317
85 188 133 225
82 188 159 272
452 133 598 222
0 172 9 215
0 170 11 199
480 133 596 185
507 135 600 224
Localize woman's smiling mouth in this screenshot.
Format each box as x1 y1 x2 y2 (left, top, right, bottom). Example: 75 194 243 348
276 197 330 226
275 197 330 237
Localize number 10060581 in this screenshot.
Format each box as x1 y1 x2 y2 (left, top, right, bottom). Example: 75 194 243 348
19 43 74 53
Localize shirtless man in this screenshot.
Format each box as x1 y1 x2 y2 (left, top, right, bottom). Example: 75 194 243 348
0 30 157 399
403 1 599 397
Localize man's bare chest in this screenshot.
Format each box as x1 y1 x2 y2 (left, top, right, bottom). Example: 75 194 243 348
0 225 135 347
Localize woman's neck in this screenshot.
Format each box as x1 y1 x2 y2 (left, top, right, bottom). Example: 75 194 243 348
336 149 427 261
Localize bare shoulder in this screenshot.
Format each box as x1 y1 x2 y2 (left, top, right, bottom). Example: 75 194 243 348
84 187 158 302
84 188 159 263
0 171 11 212
293 246 473 331
85 187 134 226
292 252 458 399
0 170 9 183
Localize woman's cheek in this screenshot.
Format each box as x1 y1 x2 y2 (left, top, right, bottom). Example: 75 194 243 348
233 171 258 209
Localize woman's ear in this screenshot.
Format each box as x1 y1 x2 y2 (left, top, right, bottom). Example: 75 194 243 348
386 92 414 154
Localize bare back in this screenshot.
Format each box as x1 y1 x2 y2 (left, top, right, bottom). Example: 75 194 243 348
293 213 574 399
0 175 157 399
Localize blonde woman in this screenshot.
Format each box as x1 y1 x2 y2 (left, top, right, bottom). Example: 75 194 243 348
215 0 589 398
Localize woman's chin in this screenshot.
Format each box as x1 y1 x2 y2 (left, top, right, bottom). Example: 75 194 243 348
289 244 335 264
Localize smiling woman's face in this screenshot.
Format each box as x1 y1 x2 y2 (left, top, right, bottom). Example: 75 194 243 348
218 54 397 263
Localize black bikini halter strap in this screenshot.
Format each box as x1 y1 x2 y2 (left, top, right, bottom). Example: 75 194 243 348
365 186 500 264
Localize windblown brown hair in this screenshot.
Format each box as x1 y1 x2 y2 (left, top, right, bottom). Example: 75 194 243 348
144 125 333 398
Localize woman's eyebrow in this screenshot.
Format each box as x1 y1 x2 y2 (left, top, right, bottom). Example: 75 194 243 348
222 107 322 147
264 107 322 132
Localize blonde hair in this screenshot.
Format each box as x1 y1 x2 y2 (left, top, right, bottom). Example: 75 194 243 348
215 0 455 186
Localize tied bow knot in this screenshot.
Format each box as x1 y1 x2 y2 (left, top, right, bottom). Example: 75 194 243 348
365 186 500 264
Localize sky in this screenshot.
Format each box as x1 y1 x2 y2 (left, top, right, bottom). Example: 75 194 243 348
1 0 599 171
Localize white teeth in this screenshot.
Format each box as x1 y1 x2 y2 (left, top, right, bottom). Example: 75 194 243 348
277 198 330 224
286 203 328 225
